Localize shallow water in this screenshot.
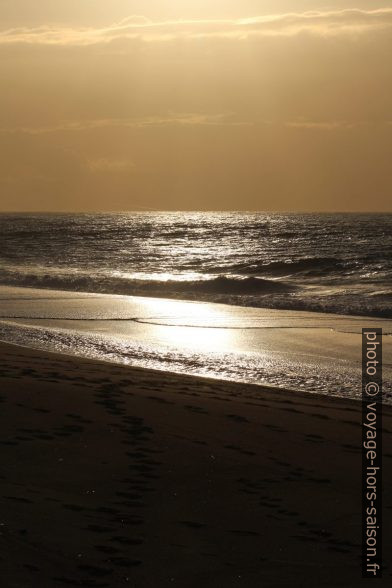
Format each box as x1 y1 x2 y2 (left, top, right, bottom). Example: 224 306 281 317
1 286 391 401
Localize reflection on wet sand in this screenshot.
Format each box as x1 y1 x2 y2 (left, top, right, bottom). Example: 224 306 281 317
0 286 391 400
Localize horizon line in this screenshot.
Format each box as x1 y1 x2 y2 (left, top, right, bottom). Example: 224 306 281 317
0 210 391 215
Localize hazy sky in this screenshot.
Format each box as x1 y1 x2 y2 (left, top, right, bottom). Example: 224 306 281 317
0 1 391 211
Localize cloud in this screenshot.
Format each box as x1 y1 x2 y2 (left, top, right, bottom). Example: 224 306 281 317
0 8 391 45
2 116 391 136
0 113 250 134
285 121 358 130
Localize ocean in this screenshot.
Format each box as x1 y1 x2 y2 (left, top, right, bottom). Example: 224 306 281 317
1 212 391 317
0 212 391 398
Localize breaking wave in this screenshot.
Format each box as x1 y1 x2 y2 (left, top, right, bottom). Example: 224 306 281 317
0 269 296 298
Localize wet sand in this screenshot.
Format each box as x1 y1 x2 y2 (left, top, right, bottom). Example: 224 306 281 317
1 341 391 586
2 286 392 398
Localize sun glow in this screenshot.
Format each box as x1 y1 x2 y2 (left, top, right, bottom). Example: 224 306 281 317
132 297 238 351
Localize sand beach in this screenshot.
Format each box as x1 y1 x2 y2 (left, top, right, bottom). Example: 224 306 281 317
1 340 391 586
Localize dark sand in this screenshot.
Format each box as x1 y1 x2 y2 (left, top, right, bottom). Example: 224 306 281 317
0 341 391 587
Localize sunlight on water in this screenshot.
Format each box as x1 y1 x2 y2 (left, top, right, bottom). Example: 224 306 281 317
0 212 391 317
1 286 391 400
134 297 237 351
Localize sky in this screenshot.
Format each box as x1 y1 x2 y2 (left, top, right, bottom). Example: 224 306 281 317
0 1 391 211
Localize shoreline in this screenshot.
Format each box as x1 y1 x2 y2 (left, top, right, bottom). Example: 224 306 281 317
0 337 363 406
1 282 392 320
2 285 391 402
1 340 392 586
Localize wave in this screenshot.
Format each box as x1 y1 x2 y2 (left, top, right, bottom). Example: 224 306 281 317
227 256 345 277
0 269 297 298
187 276 296 294
1 268 391 318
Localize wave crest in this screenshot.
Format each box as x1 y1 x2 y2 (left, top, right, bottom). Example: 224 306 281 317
229 256 344 276
0 269 296 297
